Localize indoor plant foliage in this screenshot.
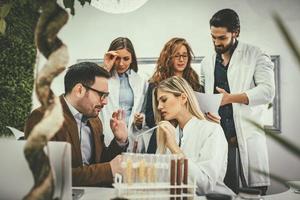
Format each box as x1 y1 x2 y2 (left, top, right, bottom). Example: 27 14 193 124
0 0 39 136
252 13 300 191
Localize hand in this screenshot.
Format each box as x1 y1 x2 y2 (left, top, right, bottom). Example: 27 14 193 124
103 51 118 72
110 155 123 177
216 87 249 105
216 87 230 106
205 112 221 124
159 121 180 153
133 113 144 130
110 109 128 143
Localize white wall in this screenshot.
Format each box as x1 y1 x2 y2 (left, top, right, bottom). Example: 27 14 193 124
35 0 300 194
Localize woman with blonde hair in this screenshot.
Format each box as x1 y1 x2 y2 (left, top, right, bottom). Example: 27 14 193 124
153 76 232 195
144 37 219 153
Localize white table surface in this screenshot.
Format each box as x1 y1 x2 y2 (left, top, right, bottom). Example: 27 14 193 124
75 181 300 200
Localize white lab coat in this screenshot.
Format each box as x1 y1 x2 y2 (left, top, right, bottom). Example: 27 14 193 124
176 117 233 195
200 42 275 187
99 70 148 151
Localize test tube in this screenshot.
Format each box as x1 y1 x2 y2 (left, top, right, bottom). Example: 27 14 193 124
155 154 163 183
132 139 138 153
126 153 133 185
164 154 171 183
138 154 146 183
176 158 182 199
183 158 188 199
150 154 156 183
170 158 176 200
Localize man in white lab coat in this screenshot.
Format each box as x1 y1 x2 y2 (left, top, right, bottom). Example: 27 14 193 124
200 8 275 195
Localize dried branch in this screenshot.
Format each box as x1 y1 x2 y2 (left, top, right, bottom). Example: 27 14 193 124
23 0 69 199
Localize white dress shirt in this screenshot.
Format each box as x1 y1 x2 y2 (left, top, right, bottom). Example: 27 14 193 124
64 97 92 166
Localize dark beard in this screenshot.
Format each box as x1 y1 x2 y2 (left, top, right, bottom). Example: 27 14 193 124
214 37 235 54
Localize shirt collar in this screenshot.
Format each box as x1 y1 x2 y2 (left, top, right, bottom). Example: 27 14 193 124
64 96 85 122
118 69 131 78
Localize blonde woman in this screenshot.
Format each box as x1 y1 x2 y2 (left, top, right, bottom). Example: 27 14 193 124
153 76 233 195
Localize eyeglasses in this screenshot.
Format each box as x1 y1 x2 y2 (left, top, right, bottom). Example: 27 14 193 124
82 84 109 100
173 54 188 61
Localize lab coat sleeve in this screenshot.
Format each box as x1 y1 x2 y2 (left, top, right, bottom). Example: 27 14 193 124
244 52 275 106
188 124 228 194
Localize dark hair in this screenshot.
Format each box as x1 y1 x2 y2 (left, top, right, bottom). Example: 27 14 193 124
64 62 110 94
210 8 240 37
108 37 138 72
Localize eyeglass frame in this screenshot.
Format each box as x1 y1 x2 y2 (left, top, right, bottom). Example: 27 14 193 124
82 84 109 100
172 54 189 61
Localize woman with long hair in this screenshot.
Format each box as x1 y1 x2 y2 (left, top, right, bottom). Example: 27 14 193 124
153 76 232 195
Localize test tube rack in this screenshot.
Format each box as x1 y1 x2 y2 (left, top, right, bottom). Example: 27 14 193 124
113 174 196 199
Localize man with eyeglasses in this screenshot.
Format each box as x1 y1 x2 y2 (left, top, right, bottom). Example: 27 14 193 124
200 9 275 195
24 62 128 186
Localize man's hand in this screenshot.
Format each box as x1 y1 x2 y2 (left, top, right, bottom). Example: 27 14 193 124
110 109 128 143
216 86 249 106
133 113 144 130
110 155 123 177
103 51 118 72
216 87 230 106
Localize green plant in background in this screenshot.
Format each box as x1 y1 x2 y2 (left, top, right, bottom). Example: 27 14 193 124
252 13 300 191
0 1 39 136
0 0 91 137
0 0 12 34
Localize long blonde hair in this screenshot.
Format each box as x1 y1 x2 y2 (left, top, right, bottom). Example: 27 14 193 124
153 76 205 153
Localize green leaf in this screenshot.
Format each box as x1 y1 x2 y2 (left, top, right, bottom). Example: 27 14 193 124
0 2 12 18
0 19 6 35
249 119 300 160
253 168 300 190
78 0 91 6
266 130 300 160
63 0 75 15
273 13 300 68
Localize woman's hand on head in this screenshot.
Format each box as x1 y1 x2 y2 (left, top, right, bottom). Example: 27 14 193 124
103 51 118 72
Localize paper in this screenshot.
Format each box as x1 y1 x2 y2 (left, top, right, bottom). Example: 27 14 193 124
6 126 24 140
194 92 223 114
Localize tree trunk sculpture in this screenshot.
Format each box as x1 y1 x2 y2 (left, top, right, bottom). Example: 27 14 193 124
23 1 69 199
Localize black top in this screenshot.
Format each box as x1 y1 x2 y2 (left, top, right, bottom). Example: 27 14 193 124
145 82 157 153
145 82 157 129
213 41 238 141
